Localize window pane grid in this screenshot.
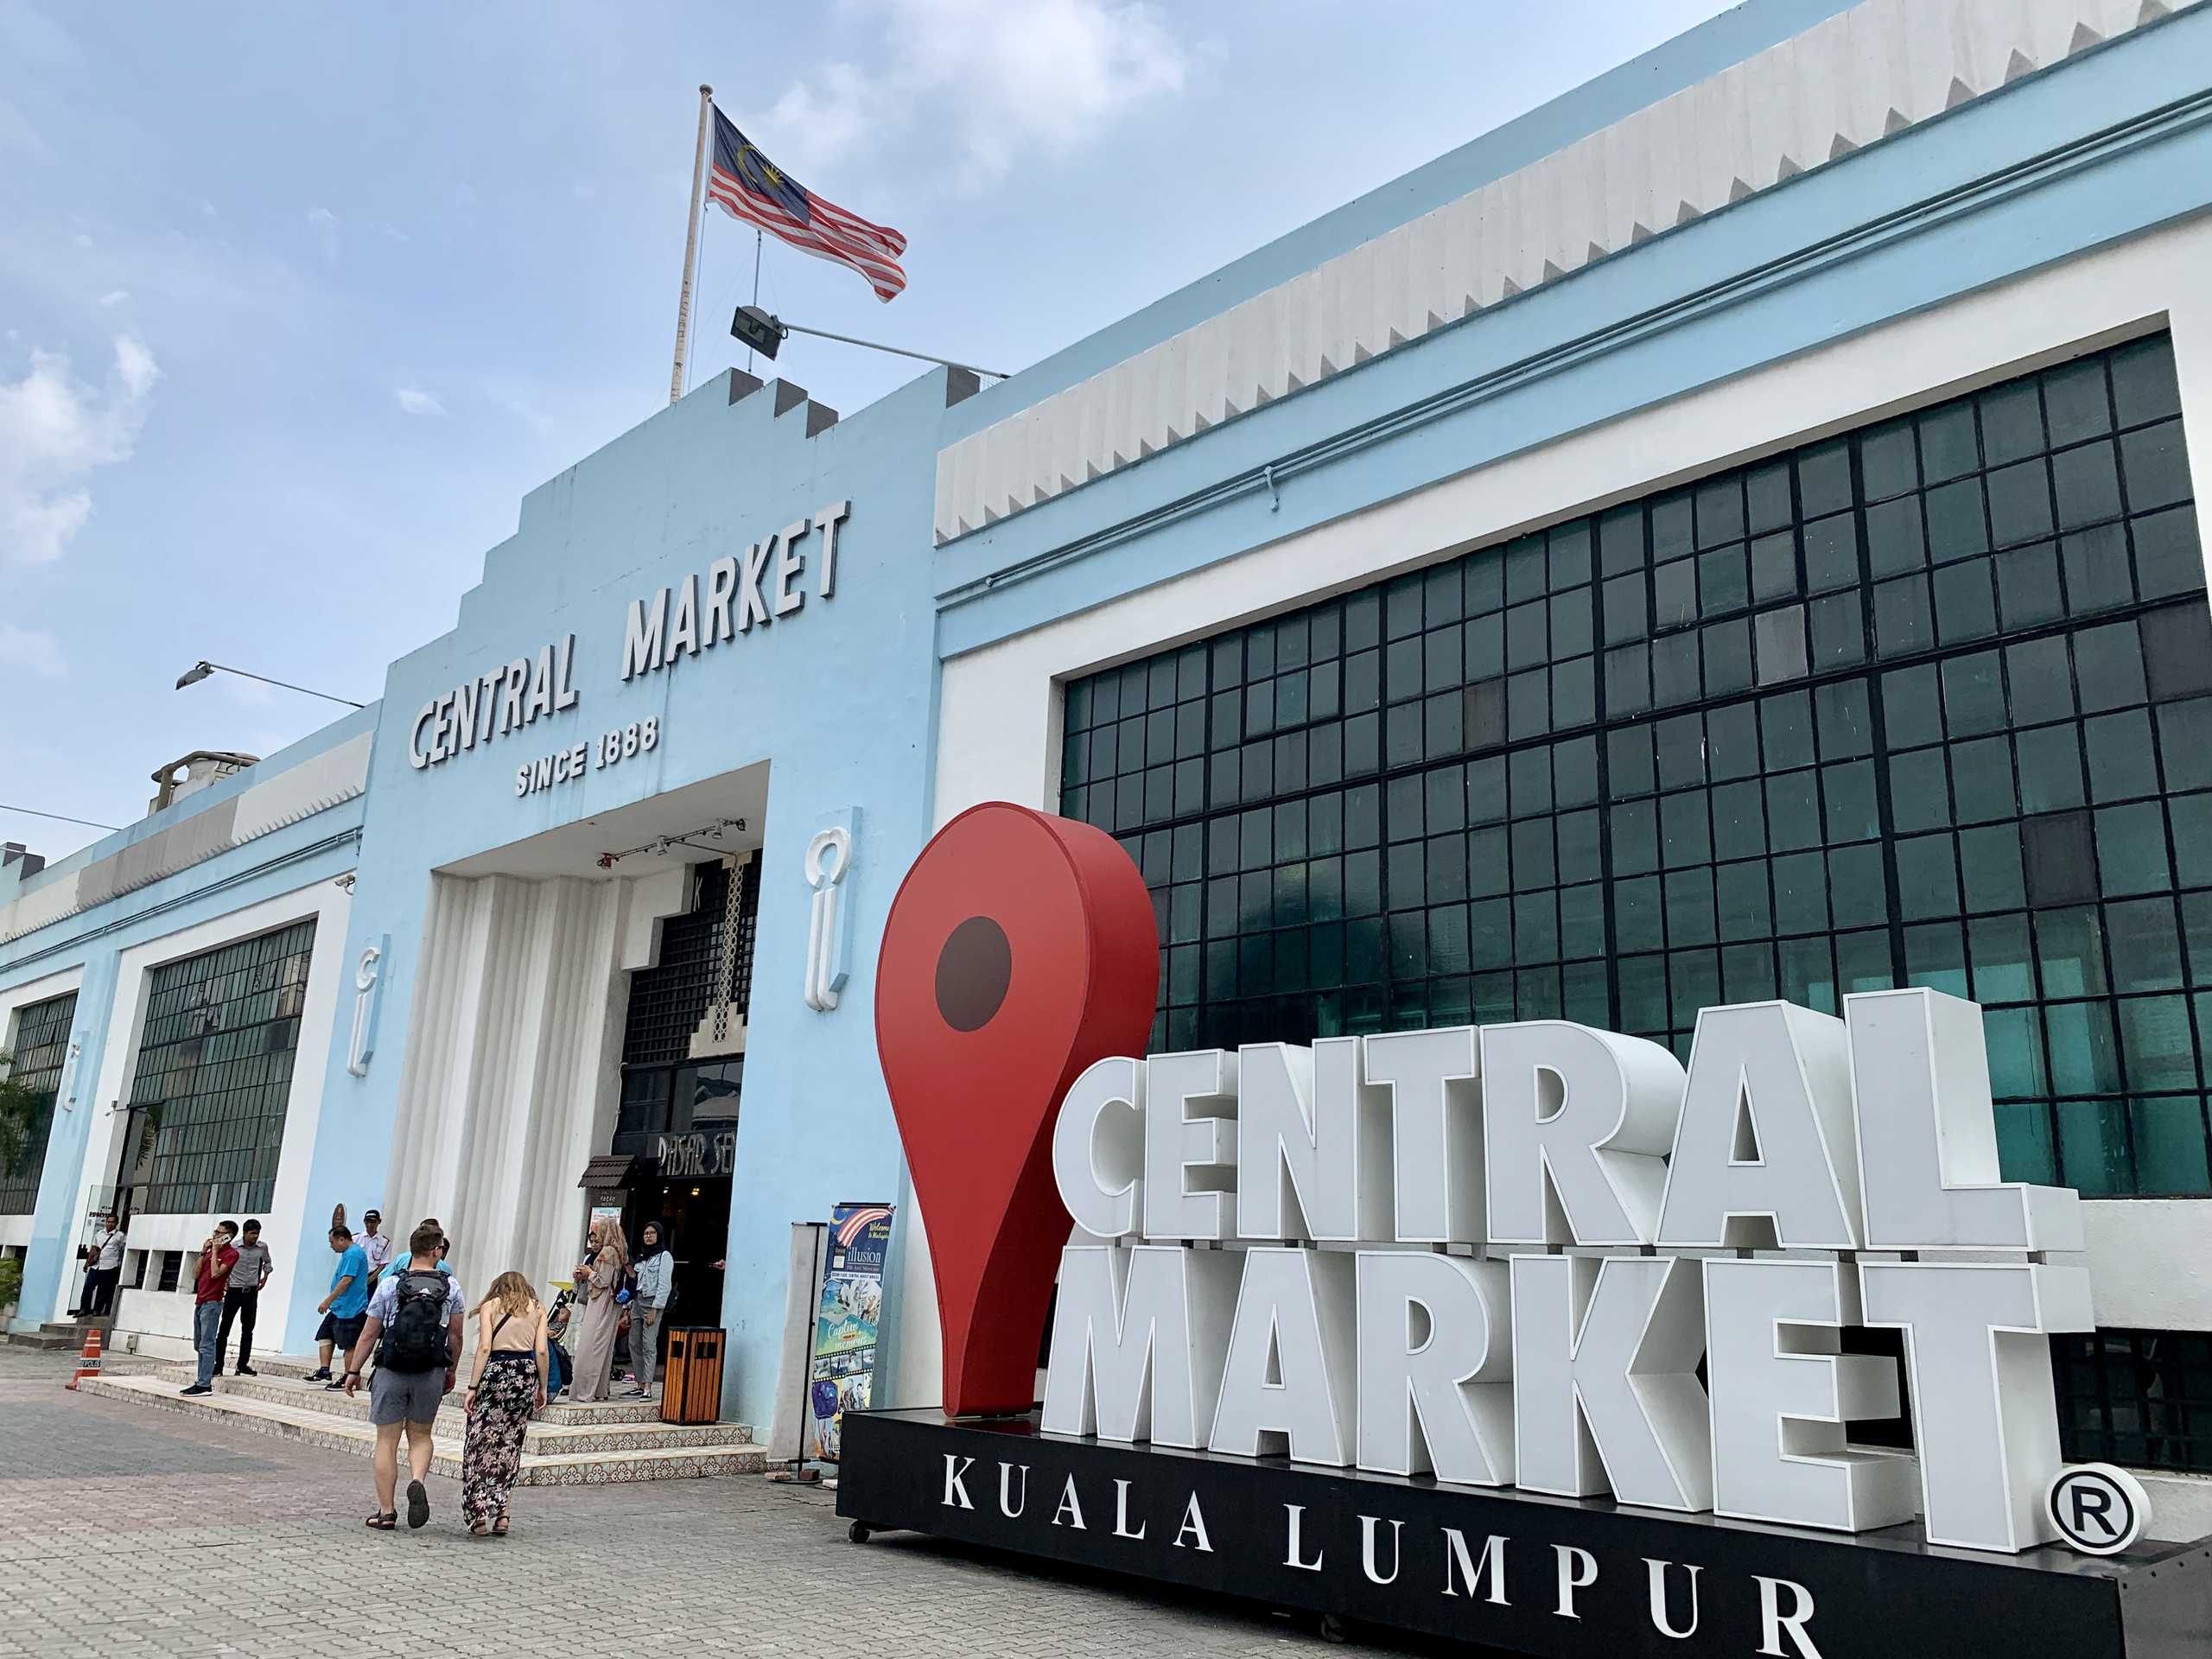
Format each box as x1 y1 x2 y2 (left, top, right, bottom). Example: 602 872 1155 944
124 921 316 1215
1061 334 2209 1194
2054 1328 2212 1474
0 991 79 1214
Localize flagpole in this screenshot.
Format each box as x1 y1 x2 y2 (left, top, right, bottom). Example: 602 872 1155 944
745 228 763 374
669 83 714 406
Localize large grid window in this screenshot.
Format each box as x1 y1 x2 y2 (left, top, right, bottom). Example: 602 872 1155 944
122 920 316 1215
618 858 759 1146
1060 334 2212 1198
2055 1328 2212 1474
0 991 79 1214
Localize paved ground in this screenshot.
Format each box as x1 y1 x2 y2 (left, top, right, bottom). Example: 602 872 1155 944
0 1345 1451 1658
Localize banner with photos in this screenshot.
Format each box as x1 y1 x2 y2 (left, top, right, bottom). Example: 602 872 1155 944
806 1200 893 1460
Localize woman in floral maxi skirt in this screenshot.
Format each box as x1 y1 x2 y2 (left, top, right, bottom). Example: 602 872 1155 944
460 1271 549 1537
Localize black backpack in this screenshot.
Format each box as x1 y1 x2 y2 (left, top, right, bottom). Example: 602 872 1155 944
380 1270 452 1374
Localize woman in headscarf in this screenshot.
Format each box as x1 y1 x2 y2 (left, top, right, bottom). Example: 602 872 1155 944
569 1217 627 1403
624 1221 674 1399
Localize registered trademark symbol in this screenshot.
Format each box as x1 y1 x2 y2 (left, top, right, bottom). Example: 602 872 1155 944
2046 1464 2152 1555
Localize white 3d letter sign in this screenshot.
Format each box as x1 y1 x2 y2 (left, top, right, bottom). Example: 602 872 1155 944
1039 991 2095 1556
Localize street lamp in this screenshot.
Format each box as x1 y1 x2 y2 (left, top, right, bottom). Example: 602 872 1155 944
175 660 365 709
729 306 1008 381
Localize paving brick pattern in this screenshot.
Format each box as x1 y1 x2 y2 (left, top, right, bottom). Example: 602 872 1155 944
0 1345 1440 1658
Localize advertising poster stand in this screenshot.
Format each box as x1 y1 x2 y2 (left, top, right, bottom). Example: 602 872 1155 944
804 1202 893 1463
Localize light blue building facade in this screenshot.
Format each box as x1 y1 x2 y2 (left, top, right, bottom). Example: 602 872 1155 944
0 713 373 1357
8 0 2212 1532
276 362 972 1432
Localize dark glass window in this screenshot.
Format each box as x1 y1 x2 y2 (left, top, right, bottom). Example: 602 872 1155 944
1060 334 2212 1196
121 920 316 1215
2055 1328 2212 1474
0 991 79 1214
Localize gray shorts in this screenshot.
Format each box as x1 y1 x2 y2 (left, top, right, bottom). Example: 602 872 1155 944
368 1365 448 1426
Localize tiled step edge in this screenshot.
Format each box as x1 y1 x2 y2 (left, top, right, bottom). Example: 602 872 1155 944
189 1358 667 1424
74 1376 765 1484
192 1374 743 1448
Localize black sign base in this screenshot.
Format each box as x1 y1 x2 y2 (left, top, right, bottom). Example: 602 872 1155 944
837 1410 2211 1658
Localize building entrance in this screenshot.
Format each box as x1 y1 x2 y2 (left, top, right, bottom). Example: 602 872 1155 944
601 851 763 1371
626 1164 730 1337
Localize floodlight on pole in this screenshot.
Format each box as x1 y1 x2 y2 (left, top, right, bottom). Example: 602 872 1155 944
730 306 1007 381
175 660 365 709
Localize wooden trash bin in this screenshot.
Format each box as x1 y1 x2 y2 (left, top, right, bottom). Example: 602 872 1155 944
661 1325 725 1425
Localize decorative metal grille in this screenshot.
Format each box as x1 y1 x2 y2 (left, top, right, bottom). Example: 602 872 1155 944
621 858 761 1068
121 918 316 1215
729 855 762 1027
702 855 765 1052
2054 1328 2212 1474
0 990 78 1214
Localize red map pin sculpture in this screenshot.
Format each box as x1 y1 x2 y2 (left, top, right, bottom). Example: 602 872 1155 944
875 802 1159 1418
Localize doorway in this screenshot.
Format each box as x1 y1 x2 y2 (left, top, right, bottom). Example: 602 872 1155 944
626 1171 730 1355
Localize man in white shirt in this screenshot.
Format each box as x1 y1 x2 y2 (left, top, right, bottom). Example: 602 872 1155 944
358 1209 395 1294
71 1213 125 1318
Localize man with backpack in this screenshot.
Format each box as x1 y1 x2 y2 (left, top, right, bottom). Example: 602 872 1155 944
342 1221 465 1530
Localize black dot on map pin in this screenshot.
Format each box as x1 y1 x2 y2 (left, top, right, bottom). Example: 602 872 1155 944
934 916 1012 1033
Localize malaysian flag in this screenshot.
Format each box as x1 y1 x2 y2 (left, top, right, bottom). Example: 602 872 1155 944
706 107 907 302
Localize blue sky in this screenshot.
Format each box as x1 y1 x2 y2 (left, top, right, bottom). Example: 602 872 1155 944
0 0 1732 861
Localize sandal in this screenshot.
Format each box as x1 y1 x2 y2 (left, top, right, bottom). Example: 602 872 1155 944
365 1512 397 1530
469 1521 492 1539
493 1510 510 1538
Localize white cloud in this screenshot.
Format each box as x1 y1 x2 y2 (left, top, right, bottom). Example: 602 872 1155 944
0 623 66 679
571 181 595 202
763 0 1189 192
97 288 129 307
381 222 410 243
307 204 340 263
0 335 160 567
394 386 446 417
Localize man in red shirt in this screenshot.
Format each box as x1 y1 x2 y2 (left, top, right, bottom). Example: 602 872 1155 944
181 1221 238 1396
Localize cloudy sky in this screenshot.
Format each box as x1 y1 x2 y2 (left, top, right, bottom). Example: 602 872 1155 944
0 0 1732 862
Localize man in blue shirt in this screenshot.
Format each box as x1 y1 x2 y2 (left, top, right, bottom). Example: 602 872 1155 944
309 1224 370 1383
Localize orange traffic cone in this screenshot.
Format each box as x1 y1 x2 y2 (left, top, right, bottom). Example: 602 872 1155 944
65 1325 102 1391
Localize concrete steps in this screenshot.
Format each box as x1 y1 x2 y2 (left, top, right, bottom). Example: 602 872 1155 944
6 1318 110 1352
75 1357 763 1485
217 1354 668 1428
176 1370 736 1453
